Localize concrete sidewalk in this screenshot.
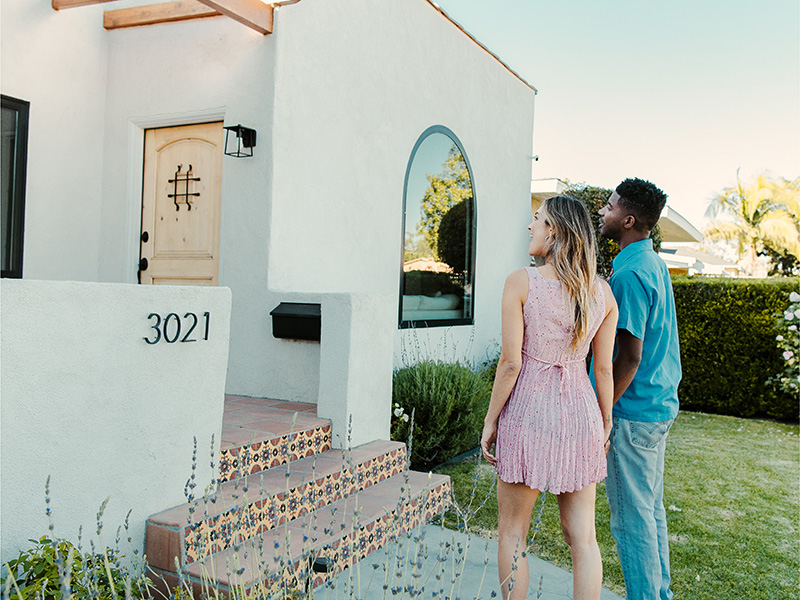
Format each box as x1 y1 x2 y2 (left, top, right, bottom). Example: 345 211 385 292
315 524 624 599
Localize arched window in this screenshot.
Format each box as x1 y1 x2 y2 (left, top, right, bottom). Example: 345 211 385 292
399 126 476 328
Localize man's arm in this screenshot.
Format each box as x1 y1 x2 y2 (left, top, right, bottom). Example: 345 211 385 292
612 328 643 404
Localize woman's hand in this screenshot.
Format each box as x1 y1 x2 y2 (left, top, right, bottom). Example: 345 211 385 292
603 419 613 456
481 420 498 466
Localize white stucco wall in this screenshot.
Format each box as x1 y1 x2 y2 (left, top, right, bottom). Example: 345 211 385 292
0 0 108 281
317 294 394 448
96 13 314 400
2 0 536 428
0 280 232 562
268 0 536 369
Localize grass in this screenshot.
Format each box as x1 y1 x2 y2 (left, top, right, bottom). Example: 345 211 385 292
435 411 800 599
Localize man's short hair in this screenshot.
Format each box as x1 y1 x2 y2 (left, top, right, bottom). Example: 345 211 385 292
616 178 667 231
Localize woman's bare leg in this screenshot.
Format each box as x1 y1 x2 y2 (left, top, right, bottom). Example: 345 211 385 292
497 479 541 599
557 483 602 600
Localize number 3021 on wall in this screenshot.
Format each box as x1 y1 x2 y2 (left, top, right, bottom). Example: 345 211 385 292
144 312 210 345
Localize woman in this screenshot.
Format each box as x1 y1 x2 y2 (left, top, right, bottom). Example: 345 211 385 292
481 196 618 600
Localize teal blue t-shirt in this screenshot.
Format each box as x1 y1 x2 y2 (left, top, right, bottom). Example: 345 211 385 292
599 239 682 422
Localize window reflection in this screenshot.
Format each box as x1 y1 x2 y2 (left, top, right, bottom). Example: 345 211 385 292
400 128 475 327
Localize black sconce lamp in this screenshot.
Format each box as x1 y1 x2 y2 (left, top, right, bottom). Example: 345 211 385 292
223 124 257 158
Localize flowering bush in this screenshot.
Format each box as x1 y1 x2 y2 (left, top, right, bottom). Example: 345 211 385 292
770 291 800 396
390 401 410 433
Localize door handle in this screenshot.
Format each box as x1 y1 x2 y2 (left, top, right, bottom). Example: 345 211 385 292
139 258 148 271
141 231 149 243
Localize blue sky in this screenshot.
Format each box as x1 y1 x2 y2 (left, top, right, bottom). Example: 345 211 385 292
434 0 800 228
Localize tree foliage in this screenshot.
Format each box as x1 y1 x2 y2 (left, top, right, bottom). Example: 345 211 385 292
563 183 661 277
419 145 473 260
705 172 800 276
437 199 471 274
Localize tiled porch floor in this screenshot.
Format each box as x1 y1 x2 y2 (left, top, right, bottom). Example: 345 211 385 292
221 394 326 450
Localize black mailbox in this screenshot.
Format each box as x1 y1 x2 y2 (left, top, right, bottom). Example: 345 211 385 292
270 302 321 341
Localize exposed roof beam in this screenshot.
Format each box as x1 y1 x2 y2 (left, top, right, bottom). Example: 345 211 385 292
104 0 220 30
194 0 273 34
52 0 119 9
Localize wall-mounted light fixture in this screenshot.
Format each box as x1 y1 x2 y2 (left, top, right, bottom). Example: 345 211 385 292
223 124 257 158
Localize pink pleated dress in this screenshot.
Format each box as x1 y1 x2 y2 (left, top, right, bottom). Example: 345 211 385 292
496 267 607 494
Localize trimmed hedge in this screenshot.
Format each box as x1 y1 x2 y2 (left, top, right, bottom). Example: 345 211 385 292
673 276 799 421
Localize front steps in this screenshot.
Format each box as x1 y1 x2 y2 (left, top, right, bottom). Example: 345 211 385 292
145 396 450 596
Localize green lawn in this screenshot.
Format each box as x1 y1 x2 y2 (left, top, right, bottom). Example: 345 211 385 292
434 411 800 599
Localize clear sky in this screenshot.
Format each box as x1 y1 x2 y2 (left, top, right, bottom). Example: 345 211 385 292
434 0 800 229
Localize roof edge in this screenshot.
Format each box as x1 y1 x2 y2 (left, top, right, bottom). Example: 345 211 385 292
426 1 538 94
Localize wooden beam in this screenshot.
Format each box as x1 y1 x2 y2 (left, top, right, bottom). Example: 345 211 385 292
103 0 221 30
195 0 273 34
52 0 119 9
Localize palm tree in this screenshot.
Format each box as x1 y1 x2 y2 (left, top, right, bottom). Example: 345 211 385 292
705 171 800 275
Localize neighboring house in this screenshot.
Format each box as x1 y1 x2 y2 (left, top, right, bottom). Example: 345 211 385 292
659 247 740 276
1 0 537 563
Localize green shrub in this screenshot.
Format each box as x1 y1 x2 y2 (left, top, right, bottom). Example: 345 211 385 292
1 536 151 600
673 276 799 421
392 360 492 470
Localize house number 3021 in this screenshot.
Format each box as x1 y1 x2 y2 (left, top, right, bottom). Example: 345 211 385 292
144 312 210 345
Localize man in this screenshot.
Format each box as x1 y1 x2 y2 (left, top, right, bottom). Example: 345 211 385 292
597 178 682 600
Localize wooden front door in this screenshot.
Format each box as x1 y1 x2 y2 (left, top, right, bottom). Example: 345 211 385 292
139 122 224 285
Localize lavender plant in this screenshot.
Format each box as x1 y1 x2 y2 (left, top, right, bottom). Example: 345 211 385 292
4 407 546 600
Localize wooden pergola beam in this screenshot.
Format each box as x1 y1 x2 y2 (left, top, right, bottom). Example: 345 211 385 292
103 0 221 30
55 0 274 34
195 0 273 34
52 0 119 9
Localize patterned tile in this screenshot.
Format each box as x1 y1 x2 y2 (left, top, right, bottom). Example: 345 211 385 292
218 424 332 483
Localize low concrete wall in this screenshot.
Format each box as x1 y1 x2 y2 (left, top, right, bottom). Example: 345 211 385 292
0 280 232 562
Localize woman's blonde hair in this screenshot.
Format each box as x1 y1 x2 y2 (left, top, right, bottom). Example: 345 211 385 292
540 195 598 348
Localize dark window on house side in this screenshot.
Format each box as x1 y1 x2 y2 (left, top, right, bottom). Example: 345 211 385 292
1 95 29 279
399 126 476 328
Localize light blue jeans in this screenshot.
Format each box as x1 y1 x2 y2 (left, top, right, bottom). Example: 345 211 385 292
606 417 674 600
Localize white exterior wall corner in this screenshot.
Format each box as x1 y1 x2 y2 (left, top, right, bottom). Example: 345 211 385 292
0 279 232 563
1 0 109 281
268 0 535 368
317 293 394 449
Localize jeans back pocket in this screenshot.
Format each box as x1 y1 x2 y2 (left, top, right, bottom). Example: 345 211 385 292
629 420 673 449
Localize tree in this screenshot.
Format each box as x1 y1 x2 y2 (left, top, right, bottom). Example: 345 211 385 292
704 172 800 276
437 199 472 275
418 145 473 259
563 184 661 278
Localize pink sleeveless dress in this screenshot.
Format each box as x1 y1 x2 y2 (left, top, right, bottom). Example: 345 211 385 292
496 267 607 494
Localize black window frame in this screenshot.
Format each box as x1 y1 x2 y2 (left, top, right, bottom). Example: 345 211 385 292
2 94 29 279
398 125 477 329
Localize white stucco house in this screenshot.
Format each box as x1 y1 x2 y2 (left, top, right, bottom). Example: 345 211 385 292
1 0 538 574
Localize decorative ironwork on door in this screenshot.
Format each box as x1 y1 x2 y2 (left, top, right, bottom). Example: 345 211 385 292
168 164 200 210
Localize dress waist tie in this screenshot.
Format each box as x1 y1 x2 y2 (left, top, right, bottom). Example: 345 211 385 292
521 350 584 396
